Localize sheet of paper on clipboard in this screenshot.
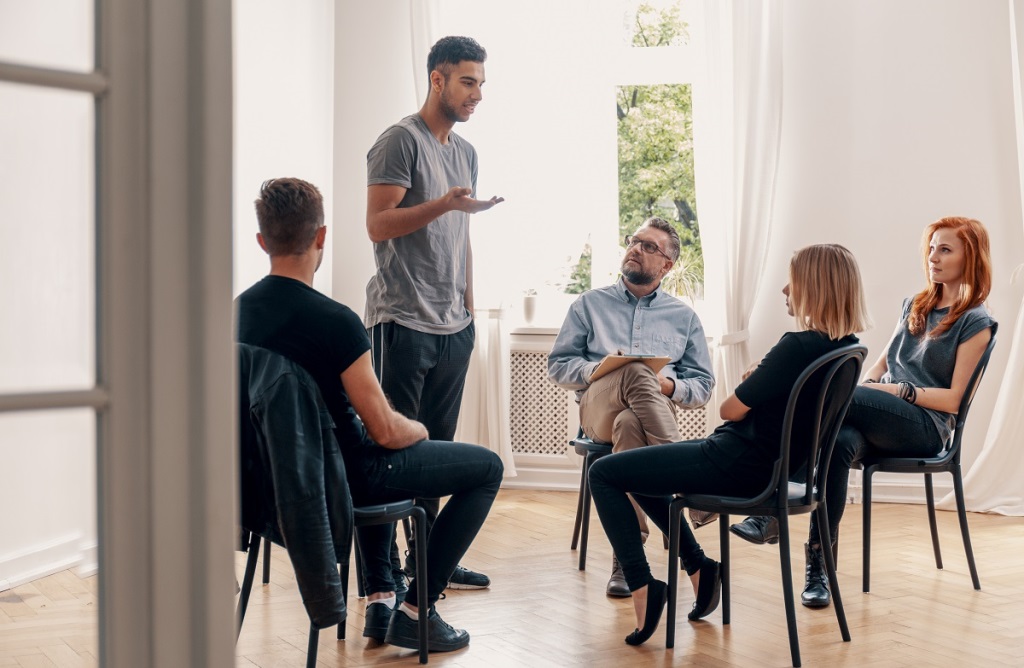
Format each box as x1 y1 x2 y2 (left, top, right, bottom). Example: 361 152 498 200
589 354 671 383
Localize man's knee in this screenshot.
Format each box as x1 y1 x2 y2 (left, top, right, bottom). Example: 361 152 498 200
611 409 645 452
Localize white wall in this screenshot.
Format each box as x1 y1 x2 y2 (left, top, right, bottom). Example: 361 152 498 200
233 0 335 296
332 2 418 314
750 0 1024 478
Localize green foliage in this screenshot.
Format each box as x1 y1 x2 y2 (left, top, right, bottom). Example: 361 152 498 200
631 2 689 48
565 241 592 295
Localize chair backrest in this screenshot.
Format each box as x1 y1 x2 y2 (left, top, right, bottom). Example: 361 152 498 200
748 344 867 510
942 323 998 463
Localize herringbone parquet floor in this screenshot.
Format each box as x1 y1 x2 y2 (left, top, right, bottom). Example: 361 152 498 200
2 489 1023 666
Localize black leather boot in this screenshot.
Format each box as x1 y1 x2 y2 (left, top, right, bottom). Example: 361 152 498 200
801 542 831 608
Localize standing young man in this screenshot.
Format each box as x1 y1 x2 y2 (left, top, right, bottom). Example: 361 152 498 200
365 36 504 589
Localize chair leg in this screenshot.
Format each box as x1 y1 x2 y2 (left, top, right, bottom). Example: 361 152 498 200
337 566 347 641
578 453 594 571
862 467 874 593
816 505 850 642
338 540 351 641
411 506 429 665
262 537 272 584
237 534 261 641
354 536 366 598
719 514 730 625
776 513 801 668
665 498 684 649
571 454 588 550
924 473 943 570
306 623 318 668
952 467 982 590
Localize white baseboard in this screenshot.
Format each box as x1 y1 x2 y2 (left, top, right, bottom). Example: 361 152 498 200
0 534 85 592
76 541 98 578
848 471 953 506
501 466 579 492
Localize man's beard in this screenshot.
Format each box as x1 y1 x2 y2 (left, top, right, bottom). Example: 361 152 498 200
439 90 466 124
621 262 656 285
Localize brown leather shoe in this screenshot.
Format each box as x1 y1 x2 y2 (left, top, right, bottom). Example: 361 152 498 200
606 556 630 597
689 509 718 529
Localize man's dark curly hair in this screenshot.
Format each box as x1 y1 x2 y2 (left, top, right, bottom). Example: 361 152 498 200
427 36 487 82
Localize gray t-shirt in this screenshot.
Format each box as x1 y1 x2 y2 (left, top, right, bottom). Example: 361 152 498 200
884 298 995 444
364 113 478 334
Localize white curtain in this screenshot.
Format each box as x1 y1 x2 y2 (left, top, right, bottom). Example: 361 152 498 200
409 0 440 104
694 0 784 424
455 308 517 476
939 0 1024 515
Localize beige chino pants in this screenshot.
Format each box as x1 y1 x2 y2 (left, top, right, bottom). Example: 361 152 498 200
579 362 680 541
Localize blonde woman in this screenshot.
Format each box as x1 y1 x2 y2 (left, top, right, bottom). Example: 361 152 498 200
732 216 995 609
590 243 870 646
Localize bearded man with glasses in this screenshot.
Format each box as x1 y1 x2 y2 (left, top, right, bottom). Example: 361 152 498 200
548 217 715 597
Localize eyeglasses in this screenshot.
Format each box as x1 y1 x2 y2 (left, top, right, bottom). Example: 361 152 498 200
624 235 673 261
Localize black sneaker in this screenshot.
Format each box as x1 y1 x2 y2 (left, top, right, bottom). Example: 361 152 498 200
362 601 394 641
447 565 490 590
384 606 470 652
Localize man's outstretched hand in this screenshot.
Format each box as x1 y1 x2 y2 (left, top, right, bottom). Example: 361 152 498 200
446 186 505 214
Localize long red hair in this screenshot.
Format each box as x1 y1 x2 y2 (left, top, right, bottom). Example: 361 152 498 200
908 216 991 336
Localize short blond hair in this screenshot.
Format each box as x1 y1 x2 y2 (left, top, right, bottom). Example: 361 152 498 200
788 244 871 340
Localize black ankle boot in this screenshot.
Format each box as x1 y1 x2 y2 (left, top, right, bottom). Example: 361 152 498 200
801 542 831 608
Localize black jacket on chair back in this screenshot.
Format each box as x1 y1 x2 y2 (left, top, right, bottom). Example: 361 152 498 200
238 342 353 629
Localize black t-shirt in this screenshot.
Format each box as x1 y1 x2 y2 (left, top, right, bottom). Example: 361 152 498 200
236 275 373 451
704 331 860 483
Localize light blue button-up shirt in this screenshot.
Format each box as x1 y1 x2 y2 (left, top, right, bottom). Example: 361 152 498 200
547 278 714 407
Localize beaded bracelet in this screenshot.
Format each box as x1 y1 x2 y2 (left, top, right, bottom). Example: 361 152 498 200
897 381 918 404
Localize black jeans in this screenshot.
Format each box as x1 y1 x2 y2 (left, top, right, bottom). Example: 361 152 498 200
369 321 475 544
589 439 766 591
808 386 944 545
347 440 503 607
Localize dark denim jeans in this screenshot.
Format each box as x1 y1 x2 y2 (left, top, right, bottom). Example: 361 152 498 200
347 440 502 607
808 385 944 545
589 440 766 591
368 321 476 572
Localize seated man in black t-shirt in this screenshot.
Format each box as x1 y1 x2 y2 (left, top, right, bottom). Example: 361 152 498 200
236 177 503 653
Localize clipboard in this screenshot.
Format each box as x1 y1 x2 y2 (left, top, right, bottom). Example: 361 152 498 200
589 354 670 383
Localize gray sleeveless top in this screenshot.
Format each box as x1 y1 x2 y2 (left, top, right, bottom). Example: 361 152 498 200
883 298 995 444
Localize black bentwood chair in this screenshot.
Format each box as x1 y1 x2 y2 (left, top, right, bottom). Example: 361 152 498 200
860 324 997 594
668 344 866 668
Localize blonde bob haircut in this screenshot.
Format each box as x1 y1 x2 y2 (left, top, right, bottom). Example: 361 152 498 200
788 244 871 340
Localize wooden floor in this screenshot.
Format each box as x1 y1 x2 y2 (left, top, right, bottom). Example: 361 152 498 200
2 489 1023 667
